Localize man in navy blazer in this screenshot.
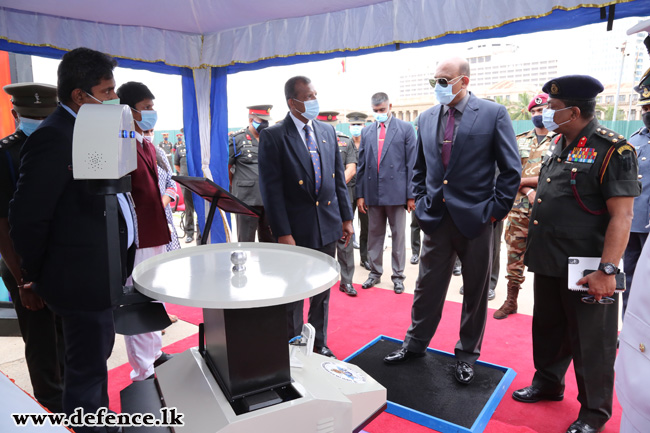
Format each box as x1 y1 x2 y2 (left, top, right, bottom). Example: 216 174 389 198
384 57 521 385
259 76 354 359
356 93 416 294
10 47 133 431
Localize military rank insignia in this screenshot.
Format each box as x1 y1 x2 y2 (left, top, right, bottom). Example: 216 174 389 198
567 147 597 163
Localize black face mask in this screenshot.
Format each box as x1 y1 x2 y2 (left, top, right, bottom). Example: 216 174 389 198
531 115 545 129
643 111 650 130
255 120 269 133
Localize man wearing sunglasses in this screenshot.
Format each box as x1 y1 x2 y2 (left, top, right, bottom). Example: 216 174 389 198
384 57 521 386
513 75 640 433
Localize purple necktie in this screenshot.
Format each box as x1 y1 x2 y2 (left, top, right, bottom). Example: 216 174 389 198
304 124 321 195
442 107 455 169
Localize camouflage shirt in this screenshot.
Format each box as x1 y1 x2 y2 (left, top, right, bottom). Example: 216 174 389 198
511 129 556 213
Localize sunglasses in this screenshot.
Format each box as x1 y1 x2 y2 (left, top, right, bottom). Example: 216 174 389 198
429 75 465 88
581 295 615 305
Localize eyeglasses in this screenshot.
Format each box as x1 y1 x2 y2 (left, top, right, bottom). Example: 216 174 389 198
429 75 465 88
581 295 615 305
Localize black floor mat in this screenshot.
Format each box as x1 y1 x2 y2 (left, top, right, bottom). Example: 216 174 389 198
347 339 505 429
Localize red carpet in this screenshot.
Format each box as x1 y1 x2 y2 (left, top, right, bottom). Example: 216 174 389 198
108 284 622 432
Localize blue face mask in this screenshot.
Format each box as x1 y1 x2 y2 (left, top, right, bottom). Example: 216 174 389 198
375 113 389 123
349 125 363 137
434 82 462 106
252 120 261 130
18 116 42 137
531 115 545 129
542 106 573 131
294 98 320 121
134 109 158 131
86 92 120 105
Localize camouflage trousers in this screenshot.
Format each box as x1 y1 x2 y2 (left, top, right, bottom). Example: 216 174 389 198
505 210 529 286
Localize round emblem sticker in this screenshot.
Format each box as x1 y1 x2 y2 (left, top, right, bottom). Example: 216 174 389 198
322 361 366 384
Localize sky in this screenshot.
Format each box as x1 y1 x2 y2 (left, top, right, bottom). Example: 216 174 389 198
30 16 649 130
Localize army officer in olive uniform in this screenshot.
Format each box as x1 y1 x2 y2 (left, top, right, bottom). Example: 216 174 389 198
513 75 641 433
228 105 274 243
318 111 358 296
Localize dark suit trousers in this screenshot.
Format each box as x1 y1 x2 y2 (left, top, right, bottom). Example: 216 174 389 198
1 259 64 413
403 212 493 364
623 232 647 318
48 303 116 432
286 241 336 349
531 274 617 428
236 206 274 243
352 200 368 262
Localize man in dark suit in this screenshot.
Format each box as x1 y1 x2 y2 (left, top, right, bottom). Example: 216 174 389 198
9 47 133 432
384 57 521 385
258 76 354 359
356 92 416 294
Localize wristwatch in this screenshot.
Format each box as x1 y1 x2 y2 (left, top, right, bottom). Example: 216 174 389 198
598 262 619 275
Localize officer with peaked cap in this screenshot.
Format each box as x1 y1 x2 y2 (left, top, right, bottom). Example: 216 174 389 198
621 68 650 318
228 105 274 243
346 111 371 270
158 131 173 167
318 110 357 296
0 82 64 412
513 75 641 433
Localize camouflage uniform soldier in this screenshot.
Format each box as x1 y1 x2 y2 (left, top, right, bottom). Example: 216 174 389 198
495 94 556 319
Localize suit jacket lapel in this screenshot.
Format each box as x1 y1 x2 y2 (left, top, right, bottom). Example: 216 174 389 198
283 113 316 188
447 95 478 172
368 123 379 167
313 121 333 194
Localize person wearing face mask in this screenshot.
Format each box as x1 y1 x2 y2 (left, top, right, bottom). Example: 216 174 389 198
383 57 521 387
493 93 555 320
116 81 173 382
513 75 641 433
258 76 354 359
356 92 416 295
228 105 274 243
318 111 357 296
0 82 65 414
621 69 650 319
10 47 134 433
346 111 370 269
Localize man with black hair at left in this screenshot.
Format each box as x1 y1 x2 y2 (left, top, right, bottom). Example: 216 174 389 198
10 47 134 432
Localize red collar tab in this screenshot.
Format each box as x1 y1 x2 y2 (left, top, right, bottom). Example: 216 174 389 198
578 136 587 148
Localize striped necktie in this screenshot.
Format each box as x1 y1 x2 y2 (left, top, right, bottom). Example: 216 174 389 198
304 124 321 195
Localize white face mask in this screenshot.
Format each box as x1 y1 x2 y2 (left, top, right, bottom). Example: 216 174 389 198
542 106 573 131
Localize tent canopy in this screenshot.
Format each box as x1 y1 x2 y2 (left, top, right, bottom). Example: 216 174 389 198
1 0 649 243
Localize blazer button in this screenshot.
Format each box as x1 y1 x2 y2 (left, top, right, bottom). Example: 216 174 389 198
443 180 448 185
442 198 446 203
639 174 643 179
533 220 539 225
537 198 542 204
327 201 331 205
316 201 319 206
642 157 647 161
332 173 335 178
299 180 304 185
546 178 551 183
640 343 646 353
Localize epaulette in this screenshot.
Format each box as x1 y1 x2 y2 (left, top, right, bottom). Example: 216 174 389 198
594 126 626 146
232 127 247 136
336 131 349 139
0 132 24 150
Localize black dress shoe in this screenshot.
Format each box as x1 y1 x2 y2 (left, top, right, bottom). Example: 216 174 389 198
315 346 337 359
512 385 564 403
410 254 419 265
453 264 462 276
185 235 193 243
153 352 173 368
360 260 372 271
339 283 357 296
383 347 425 364
362 277 380 289
454 361 474 384
488 288 495 300
565 419 604 433
394 281 405 294
459 285 464 295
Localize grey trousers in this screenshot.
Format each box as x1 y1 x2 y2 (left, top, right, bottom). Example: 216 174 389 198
236 206 274 243
367 205 406 283
403 213 493 364
336 236 355 285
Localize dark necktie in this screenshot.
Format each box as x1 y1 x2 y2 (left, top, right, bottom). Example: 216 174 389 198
442 107 455 169
304 124 321 195
377 122 386 173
